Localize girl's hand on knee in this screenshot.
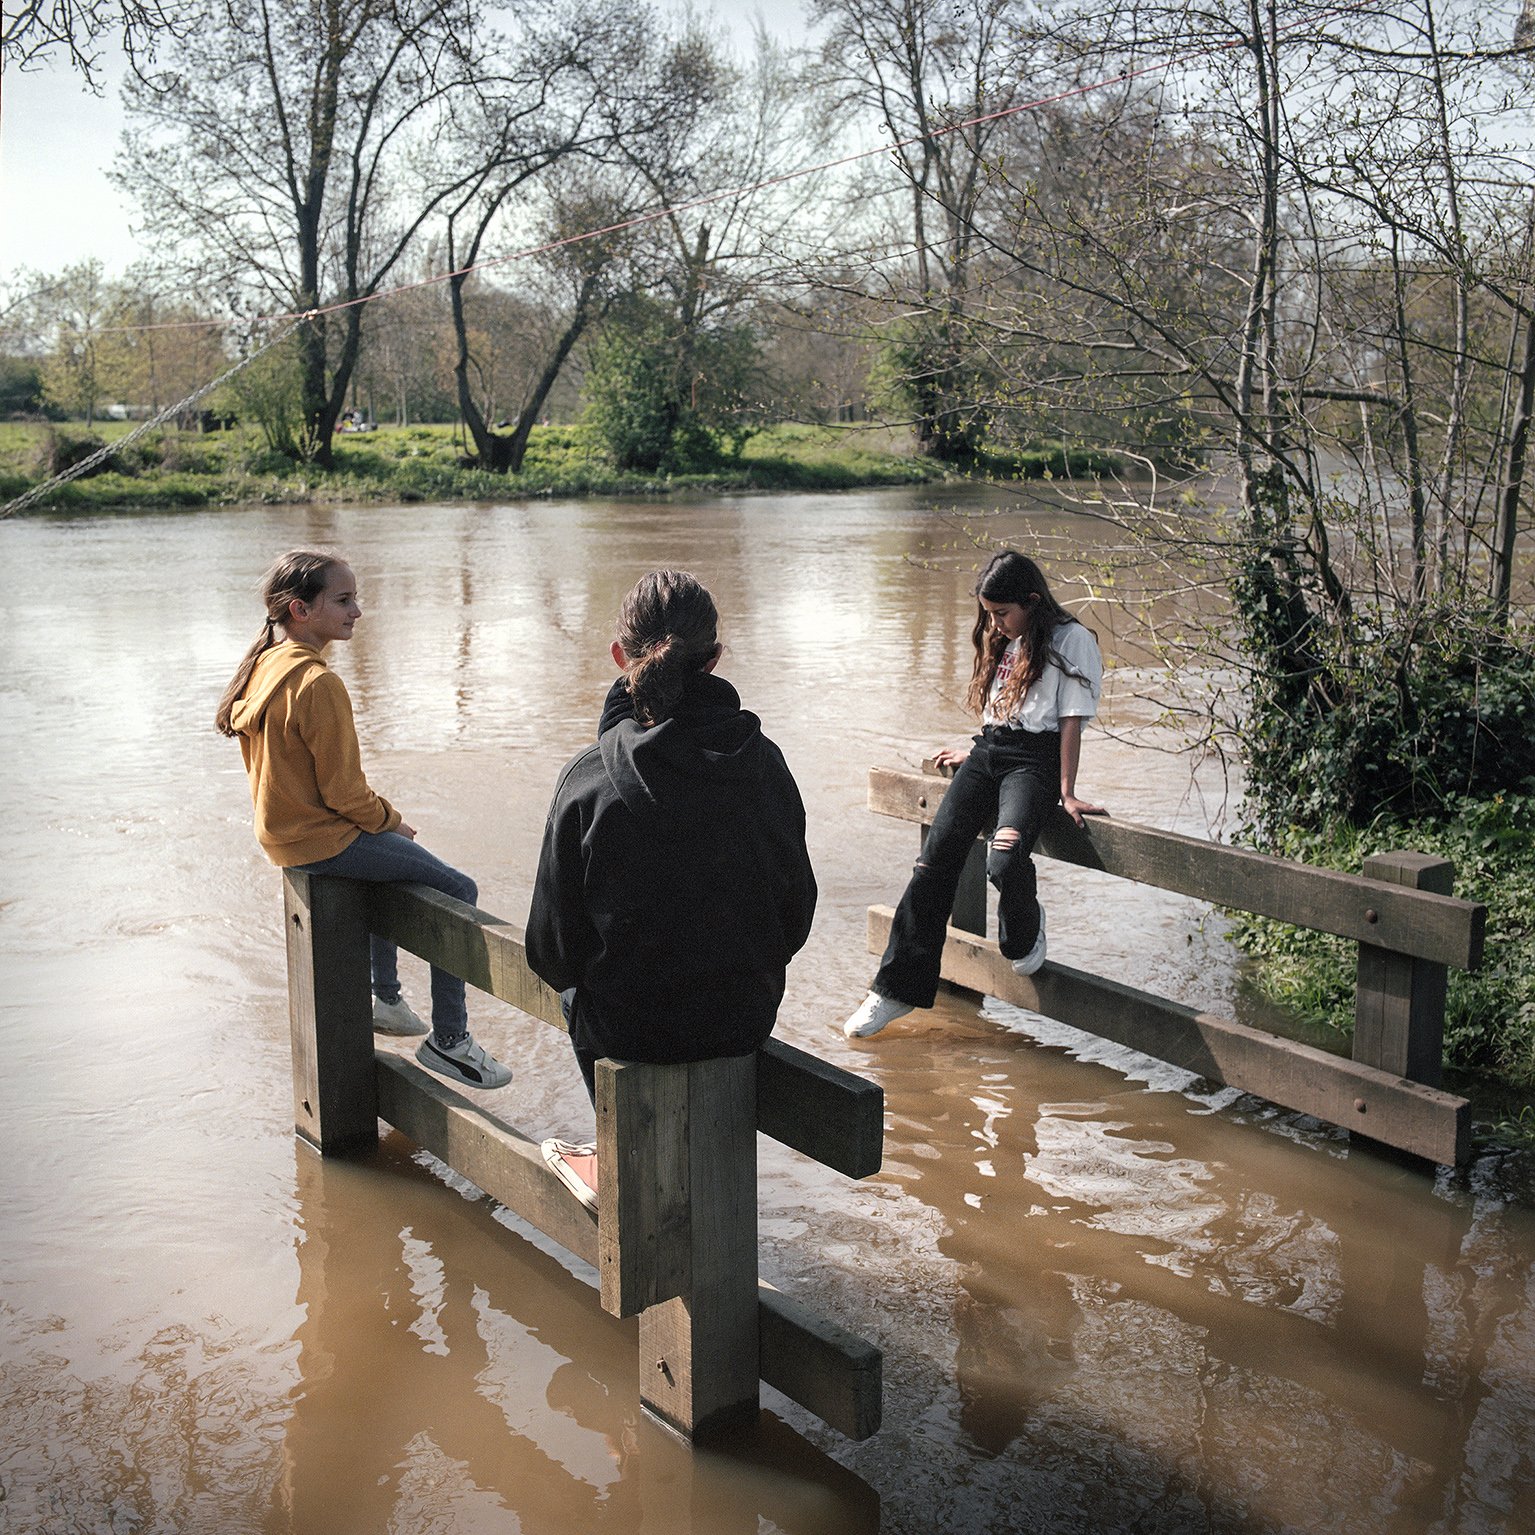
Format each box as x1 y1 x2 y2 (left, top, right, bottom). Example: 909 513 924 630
932 746 970 769
398 820 418 840
1061 794 1105 828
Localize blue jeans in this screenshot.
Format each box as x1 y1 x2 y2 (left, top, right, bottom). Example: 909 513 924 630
293 830 477 1046
873 726 1060 1008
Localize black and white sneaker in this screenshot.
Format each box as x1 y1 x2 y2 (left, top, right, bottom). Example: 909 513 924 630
1011 907 1047 977
416 1033 512 1089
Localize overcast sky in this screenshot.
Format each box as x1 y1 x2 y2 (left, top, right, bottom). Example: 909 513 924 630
0 0 813 280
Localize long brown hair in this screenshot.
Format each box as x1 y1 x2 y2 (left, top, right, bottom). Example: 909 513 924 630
962 550 1087 719
616 569 719 725
214 550 340 736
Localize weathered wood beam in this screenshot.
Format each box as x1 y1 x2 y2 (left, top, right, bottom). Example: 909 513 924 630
367 884 883 1178
758 1039 883 1179
374 1046 883 1438
868 769 1485 970
598 1059 693 1320
867 906 1470 1167
1354 852 1453 1087
368 883 563 1027
376 1040 601 1265
759 1282 883 1441
284 871 378 1155
629 1056 761 1439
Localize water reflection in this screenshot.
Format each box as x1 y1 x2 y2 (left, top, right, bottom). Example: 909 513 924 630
854 998 1535 1532
277 1134 879 1535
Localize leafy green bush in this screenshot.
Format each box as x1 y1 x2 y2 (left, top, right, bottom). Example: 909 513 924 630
1231 793 1535 1087
1233 543 1535 837
33 427 114 478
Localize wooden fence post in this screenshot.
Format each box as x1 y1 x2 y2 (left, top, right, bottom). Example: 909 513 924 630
1354 852 1454 1088
284 870 377 1155
597 1054 760 1440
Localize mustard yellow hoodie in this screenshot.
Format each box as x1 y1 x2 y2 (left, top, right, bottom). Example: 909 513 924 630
228 640 400 867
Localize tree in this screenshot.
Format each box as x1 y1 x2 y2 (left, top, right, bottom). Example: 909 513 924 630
870 0 1535 828
578 18 826 469
2 0 189 90
452 183 632 471
434 2 648 473
118 0 502 465
25 259 128 424
349 277 455 425
810 0 1046 458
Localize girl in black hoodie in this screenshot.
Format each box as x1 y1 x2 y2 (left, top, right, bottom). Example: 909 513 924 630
526 571 817 1202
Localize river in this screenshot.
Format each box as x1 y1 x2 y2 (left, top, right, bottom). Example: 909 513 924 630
2 486 1532 1534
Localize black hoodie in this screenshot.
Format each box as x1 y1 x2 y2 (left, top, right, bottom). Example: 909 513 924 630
526 672 817 1067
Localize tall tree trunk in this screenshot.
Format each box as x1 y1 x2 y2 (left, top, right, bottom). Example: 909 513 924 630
448 270 506 469
501 275 606 473
1388 233 1430 604
1492 305 1535 625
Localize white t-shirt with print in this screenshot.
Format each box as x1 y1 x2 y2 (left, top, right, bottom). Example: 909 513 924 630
982 621 1103 729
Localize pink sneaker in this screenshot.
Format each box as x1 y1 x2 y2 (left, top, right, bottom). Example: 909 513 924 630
541 1139 599 1212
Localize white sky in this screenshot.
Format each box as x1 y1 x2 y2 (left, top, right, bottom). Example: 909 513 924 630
0 0 812 280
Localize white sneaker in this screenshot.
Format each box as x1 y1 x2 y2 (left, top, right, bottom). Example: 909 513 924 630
1011 907 1047 976
541 1139 599 1213
416 1033 512 1089
843 991 913 1039
372 995 428 1036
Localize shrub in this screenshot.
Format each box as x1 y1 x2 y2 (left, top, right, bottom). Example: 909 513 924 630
33 426 114 478
1233 549 1535 838
1231 793 1535 1088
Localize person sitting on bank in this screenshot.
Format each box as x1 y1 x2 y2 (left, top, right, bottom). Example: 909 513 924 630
525 569 818 1210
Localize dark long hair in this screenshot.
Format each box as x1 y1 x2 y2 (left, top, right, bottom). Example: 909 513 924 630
214 549 340 737
962 550 1085 719
615 569 719 725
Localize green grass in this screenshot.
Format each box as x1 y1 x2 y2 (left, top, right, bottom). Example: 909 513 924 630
0 418 1119 511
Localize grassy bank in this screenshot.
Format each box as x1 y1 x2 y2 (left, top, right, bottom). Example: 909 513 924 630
0 420 1119 512
1231 795 1535 1133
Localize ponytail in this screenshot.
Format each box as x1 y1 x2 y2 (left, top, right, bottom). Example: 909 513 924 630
215 550 340 737
615 570 719 726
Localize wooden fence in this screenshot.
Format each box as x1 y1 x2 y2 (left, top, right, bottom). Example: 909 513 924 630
282 870 884 1442
867 765 1487 1167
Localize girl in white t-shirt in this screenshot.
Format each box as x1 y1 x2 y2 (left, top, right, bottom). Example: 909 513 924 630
844 550 1105 1039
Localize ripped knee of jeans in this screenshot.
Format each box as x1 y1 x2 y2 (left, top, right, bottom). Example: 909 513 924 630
985 828 1022 886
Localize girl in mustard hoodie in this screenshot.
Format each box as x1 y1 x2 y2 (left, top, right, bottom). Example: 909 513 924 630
217 549 511 1090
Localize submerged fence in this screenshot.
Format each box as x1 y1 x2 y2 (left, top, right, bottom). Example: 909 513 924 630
282 870 884 1442
866 762 1487 1168
278 768 1483 1447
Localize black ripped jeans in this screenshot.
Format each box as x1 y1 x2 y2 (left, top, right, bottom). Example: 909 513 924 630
872 726 1060 1008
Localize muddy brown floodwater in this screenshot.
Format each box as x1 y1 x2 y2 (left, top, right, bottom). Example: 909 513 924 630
2 487 1532 1535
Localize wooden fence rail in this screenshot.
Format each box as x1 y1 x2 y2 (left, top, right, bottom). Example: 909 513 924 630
866 765 1487 1168
283 870 884 1442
